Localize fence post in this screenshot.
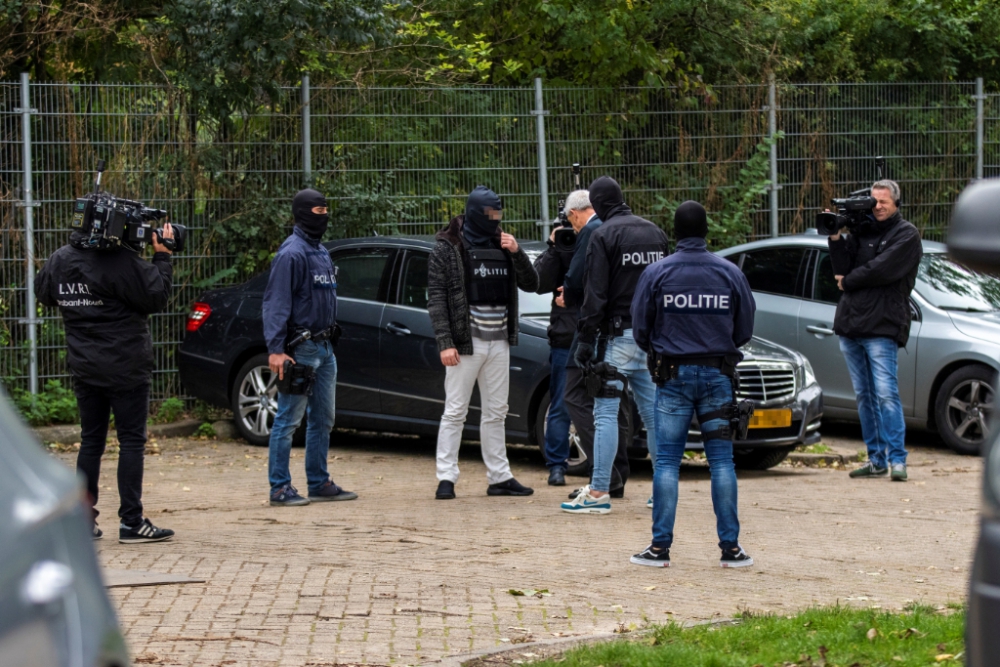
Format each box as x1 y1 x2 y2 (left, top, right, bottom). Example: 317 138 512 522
16 72 39 395
975 77 985 181
533 78 550 241
302 73 312 186
768 74 780 238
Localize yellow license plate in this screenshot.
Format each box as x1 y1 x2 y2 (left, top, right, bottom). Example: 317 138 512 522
748 409 792 429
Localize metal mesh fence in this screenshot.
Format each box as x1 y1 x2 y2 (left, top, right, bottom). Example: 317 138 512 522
0 79 993 402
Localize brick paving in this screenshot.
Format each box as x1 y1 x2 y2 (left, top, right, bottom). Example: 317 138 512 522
64 426 981 666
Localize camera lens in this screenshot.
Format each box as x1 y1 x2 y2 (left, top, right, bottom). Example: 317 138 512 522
156 223 186 252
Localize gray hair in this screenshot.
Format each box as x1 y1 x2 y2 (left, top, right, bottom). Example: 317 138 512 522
564 189 592 212
871 179 900 203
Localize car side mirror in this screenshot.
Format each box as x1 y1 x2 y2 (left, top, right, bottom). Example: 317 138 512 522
948 179 1000 272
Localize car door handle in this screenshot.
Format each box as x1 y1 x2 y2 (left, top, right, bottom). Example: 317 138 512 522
385 322 411 336
806 324 835 336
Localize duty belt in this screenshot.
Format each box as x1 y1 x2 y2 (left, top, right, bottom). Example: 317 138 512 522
599 315 631 336
287 325 340 351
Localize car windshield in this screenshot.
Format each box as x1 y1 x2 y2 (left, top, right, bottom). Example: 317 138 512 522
916 253 1000 312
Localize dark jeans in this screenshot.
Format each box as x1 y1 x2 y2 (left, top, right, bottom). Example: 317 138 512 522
74 380 149 527
563 367 630 490
543 346 572 469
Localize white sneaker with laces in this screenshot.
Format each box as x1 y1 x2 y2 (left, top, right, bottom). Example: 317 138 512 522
560 485 612 514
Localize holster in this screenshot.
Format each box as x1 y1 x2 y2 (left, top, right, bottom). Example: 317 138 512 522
276 360 316 396
698 370 755 442
583 340 628 399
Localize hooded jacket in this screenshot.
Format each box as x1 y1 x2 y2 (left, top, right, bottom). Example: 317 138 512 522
828 212 922 346
35 233 172 390
577 177 670 344
427 215 539 355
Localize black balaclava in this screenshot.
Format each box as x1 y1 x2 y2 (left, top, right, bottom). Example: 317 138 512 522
292 188 329 239
674 200 709 240
462 185 503 248
588 176 631 221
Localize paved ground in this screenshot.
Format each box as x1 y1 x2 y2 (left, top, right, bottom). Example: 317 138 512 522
63 424 982 666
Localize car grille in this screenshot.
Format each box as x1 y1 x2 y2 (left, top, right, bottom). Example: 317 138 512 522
736 361 796 403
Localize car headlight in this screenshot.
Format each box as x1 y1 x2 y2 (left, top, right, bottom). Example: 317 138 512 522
795 356 817 389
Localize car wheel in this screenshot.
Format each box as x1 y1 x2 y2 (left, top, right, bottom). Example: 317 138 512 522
733 446 794 470
231 354 278 446
935 365 995 456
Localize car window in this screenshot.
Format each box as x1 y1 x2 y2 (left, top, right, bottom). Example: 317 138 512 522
740 247 807 297
331 249 391 301
916 253 1000 312
813 252 842 304
399 252 429 309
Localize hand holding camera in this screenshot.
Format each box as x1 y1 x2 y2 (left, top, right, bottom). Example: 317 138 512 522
152 222 175 254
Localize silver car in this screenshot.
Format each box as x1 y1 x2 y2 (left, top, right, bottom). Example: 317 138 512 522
717 234 999 455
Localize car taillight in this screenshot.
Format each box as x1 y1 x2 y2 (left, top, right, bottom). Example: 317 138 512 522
186 302 211 332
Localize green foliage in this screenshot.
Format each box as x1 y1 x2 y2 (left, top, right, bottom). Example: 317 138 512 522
12 380 79 426
151 396 185 424
654 133 783 248
532 606 965 667
195 422 216 438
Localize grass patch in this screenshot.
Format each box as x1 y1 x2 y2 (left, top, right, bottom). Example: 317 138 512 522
796 443 832 454
530 606 964 666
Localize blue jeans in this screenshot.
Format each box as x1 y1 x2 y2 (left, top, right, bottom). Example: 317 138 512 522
544 347 572 469
652 366 740 550
268 340 338 494
591 330 657 492
839 336 907 467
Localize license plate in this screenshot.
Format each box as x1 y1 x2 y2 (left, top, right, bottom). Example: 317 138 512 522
748 409 792 429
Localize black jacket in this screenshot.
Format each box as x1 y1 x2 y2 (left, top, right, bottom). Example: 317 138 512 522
577 177 670 344
35 234 173 389
427 215 539 355
532 245 576 349
828 212 923 346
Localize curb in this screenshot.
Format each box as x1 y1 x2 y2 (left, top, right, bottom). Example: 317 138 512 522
33 418 203 445
787 452 847 467
435 631 618 667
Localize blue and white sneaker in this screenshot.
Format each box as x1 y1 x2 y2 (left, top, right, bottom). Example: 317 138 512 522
646 496 653 509
560 485 611 514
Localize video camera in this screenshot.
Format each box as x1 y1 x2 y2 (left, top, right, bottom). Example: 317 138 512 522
815 156 887 236
71 160 186 252
552 163 583 257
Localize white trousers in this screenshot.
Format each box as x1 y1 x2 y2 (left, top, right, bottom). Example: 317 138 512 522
436 337 513 485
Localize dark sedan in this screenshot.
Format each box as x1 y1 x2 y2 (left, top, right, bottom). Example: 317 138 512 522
179 236 823 470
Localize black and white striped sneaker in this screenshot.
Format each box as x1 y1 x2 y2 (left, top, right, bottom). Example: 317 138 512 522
720 546 753 568
630 545 671 567
119 518 174 544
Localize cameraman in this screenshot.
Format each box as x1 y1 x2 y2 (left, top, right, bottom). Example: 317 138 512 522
828 179 922 482
35 221 176 544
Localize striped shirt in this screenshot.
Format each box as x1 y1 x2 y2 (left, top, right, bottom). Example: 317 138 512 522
469 304 508 341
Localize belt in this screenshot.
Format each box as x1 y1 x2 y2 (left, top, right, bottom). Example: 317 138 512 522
660 355 725 368
599 316 632 335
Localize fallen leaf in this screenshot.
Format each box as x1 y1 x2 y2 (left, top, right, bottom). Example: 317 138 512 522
867 628 878 641
182 486 191 491
644 586 657 591
935 655 954 662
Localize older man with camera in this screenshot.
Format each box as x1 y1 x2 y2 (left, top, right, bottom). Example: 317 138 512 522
828 179 922 482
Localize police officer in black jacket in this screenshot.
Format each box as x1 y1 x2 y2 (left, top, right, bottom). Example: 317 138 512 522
631 201 756 568
35 223 177 544
561 176 669 515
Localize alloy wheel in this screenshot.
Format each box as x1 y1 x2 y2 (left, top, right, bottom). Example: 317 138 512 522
237 365 278 438
946 378 994 447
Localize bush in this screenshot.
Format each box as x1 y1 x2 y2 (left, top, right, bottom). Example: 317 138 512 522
12 380 80 426
151 397 185 424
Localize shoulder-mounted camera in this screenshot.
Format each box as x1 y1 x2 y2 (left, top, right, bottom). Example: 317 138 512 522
71 159 186 252
816 156 890 236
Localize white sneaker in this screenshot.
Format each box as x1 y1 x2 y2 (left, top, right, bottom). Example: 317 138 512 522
560 485 612 514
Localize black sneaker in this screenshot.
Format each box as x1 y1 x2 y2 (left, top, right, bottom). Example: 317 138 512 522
93 524 103 541
308 480 358 502
568 486 624 499
487 477 534 496
270 484 310 506
548 467 566 486
720 546 754 568
436 480 456 500
119 518 174 544
849 461 888 478
630 545 671 568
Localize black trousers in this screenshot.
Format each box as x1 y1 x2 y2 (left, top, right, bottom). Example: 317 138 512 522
74 380 149 527
563 367 630 490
